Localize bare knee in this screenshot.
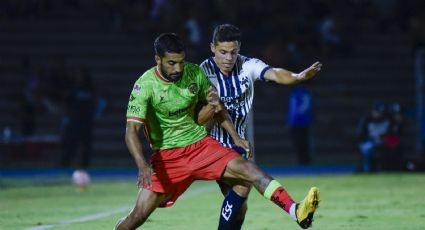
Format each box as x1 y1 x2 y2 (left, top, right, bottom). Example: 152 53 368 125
233 183 251 197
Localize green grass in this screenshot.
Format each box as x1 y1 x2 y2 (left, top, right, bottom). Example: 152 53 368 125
1 173 425 230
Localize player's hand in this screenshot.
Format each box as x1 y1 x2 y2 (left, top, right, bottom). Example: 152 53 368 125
246 143 254 161
137 165 153 189
296 61 322 80
207 86 219 108
234 137 249 150
234 138 253 160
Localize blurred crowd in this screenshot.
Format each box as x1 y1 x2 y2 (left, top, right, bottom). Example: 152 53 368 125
2 0 425 169
1 0 425 64
18 56 107 168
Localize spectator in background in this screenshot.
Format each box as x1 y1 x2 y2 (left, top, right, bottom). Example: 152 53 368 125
389 103 403 135
358 102 392 172
287 84 313 165
60 67 96 169
380 102 404 171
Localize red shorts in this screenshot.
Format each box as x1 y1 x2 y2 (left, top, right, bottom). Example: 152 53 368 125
145 136 240 207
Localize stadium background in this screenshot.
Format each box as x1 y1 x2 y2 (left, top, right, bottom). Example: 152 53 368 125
0 0 424 169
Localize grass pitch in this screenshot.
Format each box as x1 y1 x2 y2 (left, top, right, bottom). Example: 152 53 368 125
1 173 424 230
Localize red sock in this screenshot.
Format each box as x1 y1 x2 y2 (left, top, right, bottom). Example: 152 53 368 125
271 187 295 213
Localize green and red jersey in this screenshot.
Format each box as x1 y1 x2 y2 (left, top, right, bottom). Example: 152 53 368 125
126 63 211 150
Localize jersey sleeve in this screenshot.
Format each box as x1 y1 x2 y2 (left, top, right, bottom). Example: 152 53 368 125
196 66 213 103
243 58 272 82
126 80 149 123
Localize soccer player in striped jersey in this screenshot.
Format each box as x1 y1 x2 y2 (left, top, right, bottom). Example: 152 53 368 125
199 24 322 229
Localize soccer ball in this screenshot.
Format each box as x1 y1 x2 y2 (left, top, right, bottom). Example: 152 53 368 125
71 170 91 191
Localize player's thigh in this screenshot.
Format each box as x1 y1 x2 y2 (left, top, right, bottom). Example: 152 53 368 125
222 157 263 182
133 188 167 218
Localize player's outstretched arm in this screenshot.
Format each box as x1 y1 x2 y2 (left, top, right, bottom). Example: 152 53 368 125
126 121 152 188
264 61 322 85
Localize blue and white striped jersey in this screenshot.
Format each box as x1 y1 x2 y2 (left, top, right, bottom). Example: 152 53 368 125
200 55 271 147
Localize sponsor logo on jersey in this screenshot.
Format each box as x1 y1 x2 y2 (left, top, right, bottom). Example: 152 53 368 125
128 105 141 114
220 96 246 111
220 96 234 103
169 107 187 117
225 100 246 111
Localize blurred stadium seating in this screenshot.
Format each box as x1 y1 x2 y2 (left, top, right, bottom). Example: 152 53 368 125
0 0 421 168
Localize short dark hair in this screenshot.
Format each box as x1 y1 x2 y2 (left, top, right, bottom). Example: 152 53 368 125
154 33 186 57
212 24 241 45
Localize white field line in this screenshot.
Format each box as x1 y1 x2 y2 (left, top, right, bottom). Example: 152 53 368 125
23 184 216 230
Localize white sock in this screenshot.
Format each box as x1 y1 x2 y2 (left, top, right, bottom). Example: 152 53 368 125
289 203 297 221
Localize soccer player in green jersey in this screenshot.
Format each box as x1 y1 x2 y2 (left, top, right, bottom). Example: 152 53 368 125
115 33 320 230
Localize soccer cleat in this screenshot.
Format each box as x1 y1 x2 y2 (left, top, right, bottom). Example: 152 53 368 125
295 187 320 229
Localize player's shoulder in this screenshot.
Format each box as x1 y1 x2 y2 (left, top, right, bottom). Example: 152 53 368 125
137 67 157 83
199 58 210 69
184 62 203 73
184 62 208 82
136 67 155 81
240 55 269 75
199 57 217 78
238 54 250 63
240 55 264 66
133 67 157 89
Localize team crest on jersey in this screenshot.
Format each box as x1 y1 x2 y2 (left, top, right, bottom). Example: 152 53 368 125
240 77 249 87
188 83 198 94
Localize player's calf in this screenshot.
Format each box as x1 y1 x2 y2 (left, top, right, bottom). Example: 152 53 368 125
217 180 252 230
218 190 246 230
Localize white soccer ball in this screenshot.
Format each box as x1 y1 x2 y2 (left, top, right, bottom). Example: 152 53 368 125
71 170 91 189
